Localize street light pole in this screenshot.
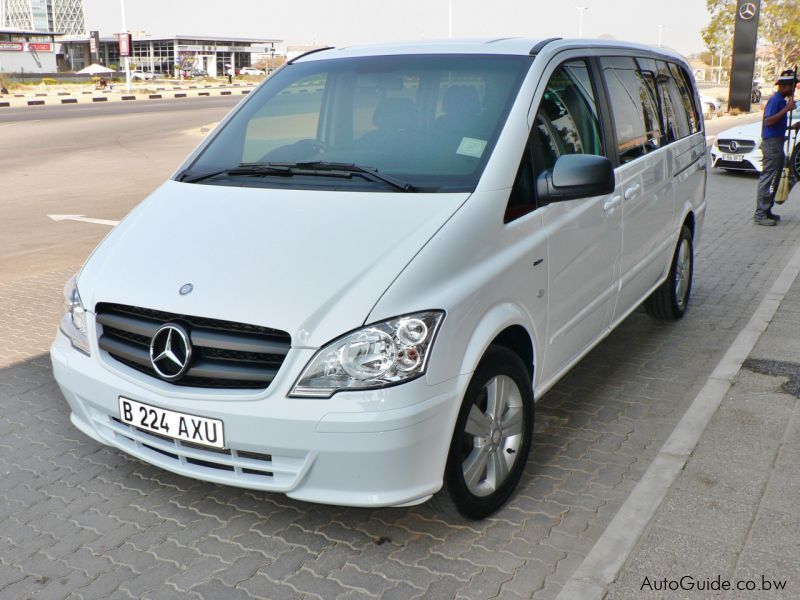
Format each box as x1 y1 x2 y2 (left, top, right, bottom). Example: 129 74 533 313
657 24 665 47
120 0 131 92
448 0 453 39
576 7 588 39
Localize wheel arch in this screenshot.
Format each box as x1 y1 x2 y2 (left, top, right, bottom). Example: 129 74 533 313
456 302 539 389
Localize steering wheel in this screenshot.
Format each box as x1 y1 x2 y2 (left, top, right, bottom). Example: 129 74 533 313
294 138 334 154
257 138 334 163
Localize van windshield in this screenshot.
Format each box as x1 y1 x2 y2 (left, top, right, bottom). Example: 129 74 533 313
182 54 532 192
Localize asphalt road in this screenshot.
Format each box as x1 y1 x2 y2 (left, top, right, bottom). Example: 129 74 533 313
0 95 243 122
0 95 242 278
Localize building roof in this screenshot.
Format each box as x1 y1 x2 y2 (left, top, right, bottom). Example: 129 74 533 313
0 28 61 36
84 33 280 44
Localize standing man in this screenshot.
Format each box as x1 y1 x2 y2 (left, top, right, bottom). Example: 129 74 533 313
755 70 800 226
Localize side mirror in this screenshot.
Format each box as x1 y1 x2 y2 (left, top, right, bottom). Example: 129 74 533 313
536 154 615 203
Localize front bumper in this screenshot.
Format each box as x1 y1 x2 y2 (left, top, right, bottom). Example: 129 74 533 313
51 331 467 508
710 146 762 173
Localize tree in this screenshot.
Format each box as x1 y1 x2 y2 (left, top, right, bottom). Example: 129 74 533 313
702 0 736 61
702 0 800 79
761 0 800 69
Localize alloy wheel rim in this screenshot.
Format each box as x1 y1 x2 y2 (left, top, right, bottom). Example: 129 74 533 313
675 239 691 310
461 375 524 497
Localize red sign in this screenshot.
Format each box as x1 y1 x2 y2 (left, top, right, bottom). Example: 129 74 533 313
27 43 53 52
0 42 24 52
118 33 132 57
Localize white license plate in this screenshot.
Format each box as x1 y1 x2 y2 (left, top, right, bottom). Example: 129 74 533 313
119 397 225 449
722 153 744 162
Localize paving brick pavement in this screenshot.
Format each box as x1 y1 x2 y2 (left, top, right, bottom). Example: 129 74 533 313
2 170 800 599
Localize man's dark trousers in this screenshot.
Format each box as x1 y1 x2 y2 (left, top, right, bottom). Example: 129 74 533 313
756 137 786 219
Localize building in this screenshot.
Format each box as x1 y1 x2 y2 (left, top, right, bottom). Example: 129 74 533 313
1 0 86 36
0 27 60 72
61 33 281 76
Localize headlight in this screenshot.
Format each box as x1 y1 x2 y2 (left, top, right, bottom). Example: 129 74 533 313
290 311 444 398
60 274 90 355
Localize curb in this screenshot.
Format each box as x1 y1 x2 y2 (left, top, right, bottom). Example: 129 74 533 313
0 84 256 108
556 239 800 600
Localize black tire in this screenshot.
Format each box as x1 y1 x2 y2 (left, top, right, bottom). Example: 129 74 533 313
644 225 693 320
433 346 534 520
791 144 800 182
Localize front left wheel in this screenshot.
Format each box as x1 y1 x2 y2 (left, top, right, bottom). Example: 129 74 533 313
435 346 534 519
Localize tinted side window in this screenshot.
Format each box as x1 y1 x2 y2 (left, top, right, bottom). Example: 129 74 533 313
531 59 604 174
658 61 690 140
601 57 647 163
669 63 701 134
636 58 665 150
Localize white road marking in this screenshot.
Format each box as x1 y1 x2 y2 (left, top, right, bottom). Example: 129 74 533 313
48 214 119 227
556 239 800 600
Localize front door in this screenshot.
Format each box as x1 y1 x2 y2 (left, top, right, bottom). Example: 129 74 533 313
530 58 623 384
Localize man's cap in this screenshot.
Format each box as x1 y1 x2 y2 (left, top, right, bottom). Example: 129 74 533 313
776 69 797 85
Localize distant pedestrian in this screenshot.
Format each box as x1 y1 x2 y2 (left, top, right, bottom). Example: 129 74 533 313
754 69 800 226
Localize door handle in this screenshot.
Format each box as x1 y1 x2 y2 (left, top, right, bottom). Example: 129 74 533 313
624 184 641 200
603 196 622 212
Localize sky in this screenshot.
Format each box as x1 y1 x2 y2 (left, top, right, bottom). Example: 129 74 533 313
83 0 711 56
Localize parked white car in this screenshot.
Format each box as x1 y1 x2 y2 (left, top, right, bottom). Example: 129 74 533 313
130 70 154 81
238 66 265 76
700 94 720 118
710 116 800 175
52 38 707 519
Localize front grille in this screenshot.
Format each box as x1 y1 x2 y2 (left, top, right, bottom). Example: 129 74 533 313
716 139 756 154
96 303 291 389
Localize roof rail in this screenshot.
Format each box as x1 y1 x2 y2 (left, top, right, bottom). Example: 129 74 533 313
529 38 561 56
287 46 335 64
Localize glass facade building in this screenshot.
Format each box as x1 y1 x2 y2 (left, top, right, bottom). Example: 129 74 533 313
2 0 87 36
92 35 279 77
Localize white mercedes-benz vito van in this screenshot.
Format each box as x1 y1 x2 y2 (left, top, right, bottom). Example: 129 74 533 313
52 38 706 519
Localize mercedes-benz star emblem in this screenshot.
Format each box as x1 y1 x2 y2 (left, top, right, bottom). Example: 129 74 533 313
739 2 757 20
179 283 194 295
150 323 192 381
729 140 739 152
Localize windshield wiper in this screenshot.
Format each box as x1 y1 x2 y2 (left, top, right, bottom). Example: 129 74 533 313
178 161 416 192
178 163 293 184
293 161 416 192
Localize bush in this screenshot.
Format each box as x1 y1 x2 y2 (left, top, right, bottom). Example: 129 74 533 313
41 77 57 85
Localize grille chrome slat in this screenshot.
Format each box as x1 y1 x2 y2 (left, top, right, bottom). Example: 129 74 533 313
98 334 151 367
96 312 162 338
95 302 290 390
190 328 290 355
187 359 278 383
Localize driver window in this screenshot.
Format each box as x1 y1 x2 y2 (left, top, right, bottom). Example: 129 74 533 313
505 59 603 223
532 60 604 175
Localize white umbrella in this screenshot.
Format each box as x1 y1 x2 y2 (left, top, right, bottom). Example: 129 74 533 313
75 63 115 75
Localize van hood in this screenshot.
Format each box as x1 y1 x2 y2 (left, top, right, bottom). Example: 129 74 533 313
78 180 468 347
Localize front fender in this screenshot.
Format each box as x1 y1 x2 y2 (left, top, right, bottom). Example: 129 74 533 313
426 301 540 392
